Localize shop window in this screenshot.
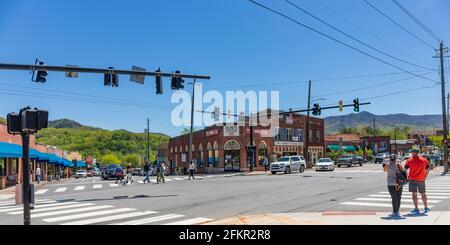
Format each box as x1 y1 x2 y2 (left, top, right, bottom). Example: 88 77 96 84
0 159 5 176
258 141 268 166
207 142 213 165
214 141 219 167
316 131 321 143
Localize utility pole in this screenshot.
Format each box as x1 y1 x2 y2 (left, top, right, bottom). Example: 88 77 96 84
394 128 398 155
304 81 312 168
447 93 449 135
438 41 449 173
373 118 376 154
249 123 255 172
188 80 196 168
147 118 150 163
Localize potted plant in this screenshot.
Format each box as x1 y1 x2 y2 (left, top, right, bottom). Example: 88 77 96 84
47 169 53 182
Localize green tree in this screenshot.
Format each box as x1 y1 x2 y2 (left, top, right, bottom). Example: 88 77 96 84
101 153 121 164
327 149 345 162
123 154 140 168
430 136 443 150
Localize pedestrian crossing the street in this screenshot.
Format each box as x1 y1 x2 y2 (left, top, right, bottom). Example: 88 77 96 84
339 180 450 211
0 198 214 225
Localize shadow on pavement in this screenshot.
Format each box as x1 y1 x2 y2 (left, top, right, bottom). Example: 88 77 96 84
380 216 407 221
54 194 178 203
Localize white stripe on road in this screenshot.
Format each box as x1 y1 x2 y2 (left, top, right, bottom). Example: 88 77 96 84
163 218 213 225
31 205 114 218
8 203 94 215
0 201 78 213
61 210 151 225
35 189 49 195
369 194 450 199
55 188 67 193
111 213 183 225
43 208 135 223
173 178 183 181
379 191 450 196
109 183 119 187
340 202 434 209
150 180 157 183
165 179 173 182
93 184 102 189
0 199 51 207
74 186 85 191
355 198 441 203
137 180 144 184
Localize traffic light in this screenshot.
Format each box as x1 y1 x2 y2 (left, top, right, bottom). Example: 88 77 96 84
155 68 163 95
312 103 321 116
104 72 112 86
171 71 185 90
35 62 48 83
104 67 119 87
353 98 360 112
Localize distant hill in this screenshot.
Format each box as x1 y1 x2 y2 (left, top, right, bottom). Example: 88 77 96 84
48 119 84 129
324 111 442 134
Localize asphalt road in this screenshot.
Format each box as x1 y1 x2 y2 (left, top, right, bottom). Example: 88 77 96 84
1 164 449 225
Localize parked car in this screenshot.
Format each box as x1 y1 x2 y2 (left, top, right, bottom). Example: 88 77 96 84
101 164 122 180
270 155 306 174
316 158 335 171
132 168 144 176
86 170 94 177
337 154 363 168
75 170 87 179
374 153 389 164
93 168 100 176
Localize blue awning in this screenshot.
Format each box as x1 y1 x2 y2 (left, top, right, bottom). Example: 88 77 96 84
48 154 61 164
30 149 50 161
0 142 38 159
76 160 87 168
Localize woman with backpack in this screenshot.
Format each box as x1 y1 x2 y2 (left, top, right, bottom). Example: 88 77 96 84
383 154 405 218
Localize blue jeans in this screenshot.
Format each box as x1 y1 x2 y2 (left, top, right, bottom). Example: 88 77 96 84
143 171 151 183
36 175 41 183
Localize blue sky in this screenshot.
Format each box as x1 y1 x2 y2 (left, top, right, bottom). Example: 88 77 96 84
0 0 449 136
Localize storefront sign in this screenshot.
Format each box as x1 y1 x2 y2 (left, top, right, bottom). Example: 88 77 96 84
245 129 271 137
224 126 239 137
206 129 219 137
274 141 304 147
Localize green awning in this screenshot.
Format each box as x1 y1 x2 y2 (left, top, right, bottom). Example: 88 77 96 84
327 145 357 152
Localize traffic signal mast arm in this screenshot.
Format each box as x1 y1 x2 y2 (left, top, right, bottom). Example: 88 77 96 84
278 102 371 115
0 63 211 80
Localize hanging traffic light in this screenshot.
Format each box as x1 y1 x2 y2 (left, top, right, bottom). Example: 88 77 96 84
214 107 220 122
34 62 48 83
171 71 185 90
104 72 112 87
312 103 321 116
104 67 119 87
353 98 360 112
155 68 163 95
339 100 343 112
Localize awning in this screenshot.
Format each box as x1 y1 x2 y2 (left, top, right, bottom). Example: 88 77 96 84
48 154 61 164
30 149 50 161
0 142 39 159
327 145 357 152
76 161 87 168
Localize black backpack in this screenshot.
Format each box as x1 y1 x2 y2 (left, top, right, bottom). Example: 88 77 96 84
396 164 408 185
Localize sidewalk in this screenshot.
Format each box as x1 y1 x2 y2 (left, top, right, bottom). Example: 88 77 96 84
205 211 450 225
0 178 71 197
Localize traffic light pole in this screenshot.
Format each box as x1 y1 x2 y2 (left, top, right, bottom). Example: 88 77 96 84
21 133 31 225
304 81 312 168
438 42 449 173
188 80 196 168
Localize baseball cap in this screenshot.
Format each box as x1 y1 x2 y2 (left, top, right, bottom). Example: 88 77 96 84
409 148 420 153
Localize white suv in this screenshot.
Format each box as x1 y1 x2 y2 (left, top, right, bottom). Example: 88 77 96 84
270 155 306 174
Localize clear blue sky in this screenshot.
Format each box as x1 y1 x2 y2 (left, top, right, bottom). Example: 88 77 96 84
0 0 449 136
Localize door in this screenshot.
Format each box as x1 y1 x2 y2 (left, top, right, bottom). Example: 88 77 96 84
291 156 301 171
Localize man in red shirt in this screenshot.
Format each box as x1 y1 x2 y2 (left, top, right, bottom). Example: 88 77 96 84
405 148 431 215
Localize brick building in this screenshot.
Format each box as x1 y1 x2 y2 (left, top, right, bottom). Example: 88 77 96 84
361 136 391 154
325 133 361 152
167 111 325 173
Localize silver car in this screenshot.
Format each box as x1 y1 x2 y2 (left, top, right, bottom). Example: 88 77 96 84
270 155 306 174
316 158 335 171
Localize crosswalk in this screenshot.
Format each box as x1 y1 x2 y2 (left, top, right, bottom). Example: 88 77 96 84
0 198 213 225
339 177 450 211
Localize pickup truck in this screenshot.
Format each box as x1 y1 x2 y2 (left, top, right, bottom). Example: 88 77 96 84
337 155 363 168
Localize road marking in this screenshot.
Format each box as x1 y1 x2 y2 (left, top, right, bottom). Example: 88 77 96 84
150 180 157 183
355 198 441 203
43 208 135 223
165 179 173 182
55 188 67 193
340 202 433 209
0 201 78 213
379 191 450 196
110 183 119 187
35 189 49 195
60 210 150 225
93 184 102 189
31 205 114 218
111 213 183 225
369 194 450 199
137 180 144 184
173 178 183 181
74 186 85 191
163 217 214 225
8 203 94 215
0 199 51 207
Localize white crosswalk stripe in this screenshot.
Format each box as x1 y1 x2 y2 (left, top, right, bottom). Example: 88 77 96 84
31 205 114 218
163 217 214 225
355 198 441 203
0 199 51 207
165 179 173 182
74 186 85 191
8 203 95 215
110 183 119 187
379 191 450 196
43 208 135 223
369 194 450 199
93 184 102 189
111 213 182 225
35 189 49 195
61 211 154 225
55 187 67 193
0 201 78 213
173 178 183 181
340 202 433 209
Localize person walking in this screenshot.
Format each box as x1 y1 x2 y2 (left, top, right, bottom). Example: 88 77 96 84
143 162 151 184
156 161 162 184
263 156 269 172
383 154 404 217
126 165 133 185
188 161 196 180
405 148 431 215
159 162 166 184
114 167 123 184
35 164 41 184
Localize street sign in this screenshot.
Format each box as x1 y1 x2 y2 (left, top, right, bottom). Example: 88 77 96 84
65 65 79 78
130 66 146 84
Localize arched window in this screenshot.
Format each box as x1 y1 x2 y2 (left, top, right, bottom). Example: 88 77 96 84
175 147 178 153
199 144 204 167
213 141 219 166
224 140 241 151
179 146 182 153
207 142 213 165
170 147 173 153
191 144 195 152
185 145 189 152
258 141 268 166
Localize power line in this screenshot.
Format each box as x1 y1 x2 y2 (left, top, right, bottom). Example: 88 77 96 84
360 83 439 101
363 0 436 50
286 0 435 70
247 0 438 84
312 0 435 67
315 71 436 98
391 0 441 42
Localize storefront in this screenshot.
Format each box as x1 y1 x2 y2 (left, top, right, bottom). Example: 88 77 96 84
224 140 241 172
